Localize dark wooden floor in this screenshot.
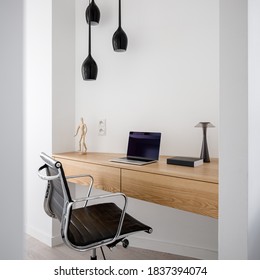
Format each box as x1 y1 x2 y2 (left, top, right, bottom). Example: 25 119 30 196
25 235 196 260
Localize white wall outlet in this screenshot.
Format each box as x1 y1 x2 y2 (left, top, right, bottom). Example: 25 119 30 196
98 119 106 136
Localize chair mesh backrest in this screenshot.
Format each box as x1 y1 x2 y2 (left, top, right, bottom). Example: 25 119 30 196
44 162 72 222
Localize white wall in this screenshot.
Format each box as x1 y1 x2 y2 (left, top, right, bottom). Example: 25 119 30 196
0 0 24 259
52 0 75 154
75 0 219 259
219 0 260 259
248 0 260 259
24 0 53 245
219 0 248 259
125 196 218 259
52 0 76 241
75 0 219 158
24 0 75 246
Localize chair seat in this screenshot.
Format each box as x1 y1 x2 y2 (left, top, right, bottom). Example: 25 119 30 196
68 202 152 247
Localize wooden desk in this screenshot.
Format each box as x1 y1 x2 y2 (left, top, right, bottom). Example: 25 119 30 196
53 152 218 219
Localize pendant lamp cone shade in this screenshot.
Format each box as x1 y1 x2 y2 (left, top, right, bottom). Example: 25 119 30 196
113 0 128 52
82 54 98 80
86 0 100 25
82 1 98 80
113 26 128 52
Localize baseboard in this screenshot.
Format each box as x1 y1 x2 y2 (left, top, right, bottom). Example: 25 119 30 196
52 234 63 246
128 235 218 260
26 226 217 259
25 225 62 247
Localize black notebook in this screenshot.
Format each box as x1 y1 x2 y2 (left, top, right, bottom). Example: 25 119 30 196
167 156 203 167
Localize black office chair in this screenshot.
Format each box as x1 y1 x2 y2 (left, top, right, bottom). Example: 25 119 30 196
38 152 152 259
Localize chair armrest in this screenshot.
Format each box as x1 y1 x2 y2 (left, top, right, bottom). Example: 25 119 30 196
66 174 94 199
64 192 128 247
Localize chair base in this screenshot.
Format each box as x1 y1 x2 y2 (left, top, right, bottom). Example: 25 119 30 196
90 248 97 260
90 239 129 260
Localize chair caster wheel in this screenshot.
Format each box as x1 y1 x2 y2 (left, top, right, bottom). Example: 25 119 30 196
122 239 129 248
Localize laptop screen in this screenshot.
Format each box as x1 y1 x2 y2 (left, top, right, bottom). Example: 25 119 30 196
126 132 161 160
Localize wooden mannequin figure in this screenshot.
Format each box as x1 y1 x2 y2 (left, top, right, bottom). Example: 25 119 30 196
74 117 87 154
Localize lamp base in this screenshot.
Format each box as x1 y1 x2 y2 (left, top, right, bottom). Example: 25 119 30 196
195 122 214 163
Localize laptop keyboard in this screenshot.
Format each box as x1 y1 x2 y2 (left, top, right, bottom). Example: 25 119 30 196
110 157 154 165
122 158 147 164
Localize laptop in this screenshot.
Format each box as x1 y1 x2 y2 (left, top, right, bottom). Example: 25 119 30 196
110 131 161 165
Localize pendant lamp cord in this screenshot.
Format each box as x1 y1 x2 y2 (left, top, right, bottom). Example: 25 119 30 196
119 0 121 27
88 0 91 55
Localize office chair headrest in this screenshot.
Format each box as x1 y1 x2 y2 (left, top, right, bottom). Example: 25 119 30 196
40 152 61 169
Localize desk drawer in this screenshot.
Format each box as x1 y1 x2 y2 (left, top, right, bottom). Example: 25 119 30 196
55 158 120 193
122 169 218 218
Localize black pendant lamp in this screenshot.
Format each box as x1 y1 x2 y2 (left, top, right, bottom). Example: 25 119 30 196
82 0 98 80
86 0 100 26
112 0 128 52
